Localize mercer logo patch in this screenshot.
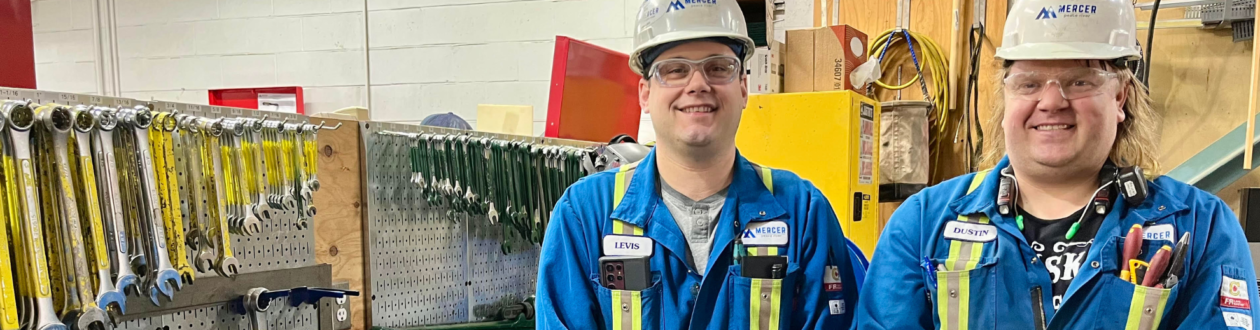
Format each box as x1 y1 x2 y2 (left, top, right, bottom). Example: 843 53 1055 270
742 221 789 246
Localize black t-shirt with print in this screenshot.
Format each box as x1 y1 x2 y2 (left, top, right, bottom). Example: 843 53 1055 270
1019 202 1105 310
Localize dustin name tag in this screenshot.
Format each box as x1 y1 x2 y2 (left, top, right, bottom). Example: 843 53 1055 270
603 235 653 257
943 221 997 242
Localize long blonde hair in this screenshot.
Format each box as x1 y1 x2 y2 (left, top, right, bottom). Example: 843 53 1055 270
980 61 1162 177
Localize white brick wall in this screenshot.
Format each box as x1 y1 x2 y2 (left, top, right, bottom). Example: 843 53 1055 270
32 0 654 138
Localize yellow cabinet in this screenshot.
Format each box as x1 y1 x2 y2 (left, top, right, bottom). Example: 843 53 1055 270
736 91 881 255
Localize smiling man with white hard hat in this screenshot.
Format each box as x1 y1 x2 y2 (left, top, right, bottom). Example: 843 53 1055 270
853 0 1260 329
535 0 864 329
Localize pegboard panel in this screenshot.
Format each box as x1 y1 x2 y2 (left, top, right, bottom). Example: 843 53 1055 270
0 88 327 328
363 124 468 327
362 121 568 327
164 103 317 277
115 297 320 330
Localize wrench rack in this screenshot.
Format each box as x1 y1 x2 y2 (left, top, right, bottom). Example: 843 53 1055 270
0 88 327 330
114 297 319 330
360 121 599 328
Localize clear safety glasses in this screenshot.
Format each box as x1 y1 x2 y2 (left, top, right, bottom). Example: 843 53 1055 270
1003 68 1120 101
648 56 742 88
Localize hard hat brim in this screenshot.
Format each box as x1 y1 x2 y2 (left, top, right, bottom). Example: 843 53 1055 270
995 42 1141 61
629 30 756 76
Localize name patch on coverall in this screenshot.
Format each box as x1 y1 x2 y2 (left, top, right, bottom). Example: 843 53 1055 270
943 221 997 242
742 221 789 246
603 235 653 256
1143 224 1175 242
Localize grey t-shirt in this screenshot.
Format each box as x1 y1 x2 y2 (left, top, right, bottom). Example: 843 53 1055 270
659 178 727 275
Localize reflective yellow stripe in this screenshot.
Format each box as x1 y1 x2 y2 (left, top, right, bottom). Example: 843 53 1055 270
612 290 623 329
746 246 780 256
751 278 763 329
1125 286 1171 330
959 274 970 330
967 170 989 192
613 166 630 208
938 170 991 329
631 290 643 330
936 274 949 329
768 280 782 330
610 164 643 330
760 167 773 194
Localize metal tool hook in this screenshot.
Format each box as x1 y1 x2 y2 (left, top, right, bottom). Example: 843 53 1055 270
316 121 342 131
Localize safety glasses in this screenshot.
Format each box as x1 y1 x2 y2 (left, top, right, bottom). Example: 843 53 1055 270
1003 68 1120 101
648 56 742 88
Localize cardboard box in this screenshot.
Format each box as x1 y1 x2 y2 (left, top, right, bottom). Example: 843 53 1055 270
784 25 868 93
748 42 783 94
477 104 534 135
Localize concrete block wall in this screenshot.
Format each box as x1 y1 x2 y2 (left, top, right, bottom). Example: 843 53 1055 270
365 0 638 136
31 0 806 140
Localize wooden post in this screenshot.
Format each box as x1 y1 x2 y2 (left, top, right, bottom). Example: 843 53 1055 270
312 118 367 330
1247 4 1260 169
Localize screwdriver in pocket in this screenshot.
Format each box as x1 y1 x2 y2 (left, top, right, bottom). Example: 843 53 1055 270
1142 245 1172 287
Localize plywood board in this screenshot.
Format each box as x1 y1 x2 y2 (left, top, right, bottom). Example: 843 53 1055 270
834 0 1007 185
312 118 367 330
1138 24 1256 212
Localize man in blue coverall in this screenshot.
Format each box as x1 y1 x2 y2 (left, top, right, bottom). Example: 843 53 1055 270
535 0 861 329
854 0 1260 329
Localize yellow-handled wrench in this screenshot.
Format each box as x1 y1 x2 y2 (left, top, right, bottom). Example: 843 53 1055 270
37 104 110 330
69 105 127 313
117 106 181 305
4 101 67 330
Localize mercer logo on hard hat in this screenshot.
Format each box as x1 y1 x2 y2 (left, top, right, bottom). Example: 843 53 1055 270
1036 4 1099 20
1036 7 1058 19
668 0 685 11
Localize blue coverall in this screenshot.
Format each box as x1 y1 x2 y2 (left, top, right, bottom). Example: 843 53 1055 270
854 157 1260 329
537 149 862 329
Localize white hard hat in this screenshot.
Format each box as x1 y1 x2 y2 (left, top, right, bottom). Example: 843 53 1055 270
996 0 1141 61
629 0 756 75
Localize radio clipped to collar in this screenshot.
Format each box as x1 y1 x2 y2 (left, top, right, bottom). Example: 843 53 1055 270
994 163 1149 237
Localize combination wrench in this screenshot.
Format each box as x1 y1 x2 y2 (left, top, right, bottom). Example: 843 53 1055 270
278 123 299 212
68 106 127 314
198 118 241 278
242 118 275 224
3 101 68 330
37 104 110 329
117 106 181 306
221 119 262 236
175 116 216 273
262 121 283 210
149 111 195 284
87 106 138 297
0 102 21 330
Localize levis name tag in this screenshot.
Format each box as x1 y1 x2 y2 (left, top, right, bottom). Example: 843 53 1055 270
742 221 789 246
943 221 997 242
1144 224 1176 242
603 235 653 257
